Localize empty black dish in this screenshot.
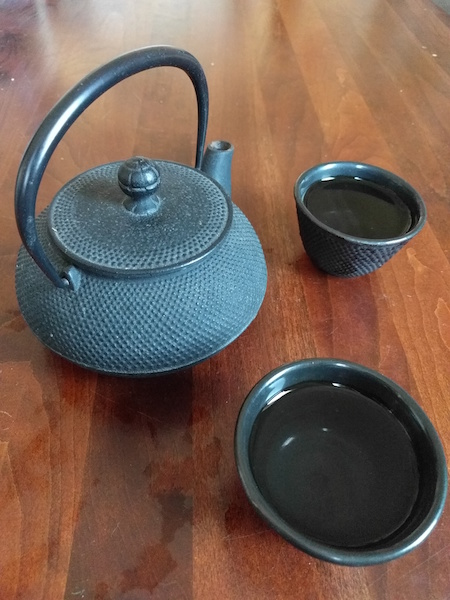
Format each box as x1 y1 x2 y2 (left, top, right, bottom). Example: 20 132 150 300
235 359 447 566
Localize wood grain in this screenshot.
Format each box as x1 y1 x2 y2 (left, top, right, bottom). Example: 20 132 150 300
1 0 450 598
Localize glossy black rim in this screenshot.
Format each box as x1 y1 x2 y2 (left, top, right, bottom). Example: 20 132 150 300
235 359 448 566
294 162 427 246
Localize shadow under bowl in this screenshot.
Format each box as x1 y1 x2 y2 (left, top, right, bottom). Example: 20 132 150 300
294 162 427 277
235 359 447 566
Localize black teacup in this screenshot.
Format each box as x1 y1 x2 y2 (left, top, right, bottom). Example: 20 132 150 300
294 162 427 277
234 359 447 566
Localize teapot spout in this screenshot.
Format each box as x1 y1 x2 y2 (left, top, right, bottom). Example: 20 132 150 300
201 140 234 197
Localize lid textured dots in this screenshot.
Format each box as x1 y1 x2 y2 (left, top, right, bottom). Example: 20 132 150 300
48 160 231 276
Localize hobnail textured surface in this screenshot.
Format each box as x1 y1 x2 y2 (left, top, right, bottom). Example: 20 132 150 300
48 160 231 274
16 204 267 375
296 206 406 277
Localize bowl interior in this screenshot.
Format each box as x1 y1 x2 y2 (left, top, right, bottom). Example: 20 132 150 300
235 360 447 565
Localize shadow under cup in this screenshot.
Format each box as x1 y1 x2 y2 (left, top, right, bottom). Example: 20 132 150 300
294 162 427 277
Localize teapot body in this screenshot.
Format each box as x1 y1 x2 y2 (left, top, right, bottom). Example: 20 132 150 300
16 202 266 375
14 47 267 375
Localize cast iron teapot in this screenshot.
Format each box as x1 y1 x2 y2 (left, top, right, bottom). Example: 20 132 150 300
15 46 267 375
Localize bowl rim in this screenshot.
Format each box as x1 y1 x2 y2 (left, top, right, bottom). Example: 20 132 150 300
294 162 427 246
234 358 448 566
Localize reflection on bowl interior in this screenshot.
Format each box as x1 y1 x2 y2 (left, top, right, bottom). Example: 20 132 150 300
250 381 419 548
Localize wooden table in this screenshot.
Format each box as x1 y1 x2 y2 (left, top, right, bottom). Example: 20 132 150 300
1 0 449 598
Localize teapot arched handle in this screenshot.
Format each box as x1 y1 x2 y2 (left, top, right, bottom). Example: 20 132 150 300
15 46 209 288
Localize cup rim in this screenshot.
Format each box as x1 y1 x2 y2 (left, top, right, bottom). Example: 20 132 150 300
294 162 427 246
234 358 448 566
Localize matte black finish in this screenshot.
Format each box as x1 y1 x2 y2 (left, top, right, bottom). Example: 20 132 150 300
47 160 233 276
294 162 427 277
15 46 210 289
118 157 162 215
235 359 447 566
14 46 267 375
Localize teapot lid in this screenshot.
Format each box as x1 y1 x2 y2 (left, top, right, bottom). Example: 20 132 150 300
48 157 232 276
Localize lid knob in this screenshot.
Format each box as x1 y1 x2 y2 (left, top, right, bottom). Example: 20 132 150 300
118 156 161 215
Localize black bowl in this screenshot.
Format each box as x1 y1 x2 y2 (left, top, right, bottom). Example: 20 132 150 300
294 162 427 277
235 359 447 566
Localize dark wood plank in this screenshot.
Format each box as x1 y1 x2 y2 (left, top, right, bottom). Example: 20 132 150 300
1 0 449 598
